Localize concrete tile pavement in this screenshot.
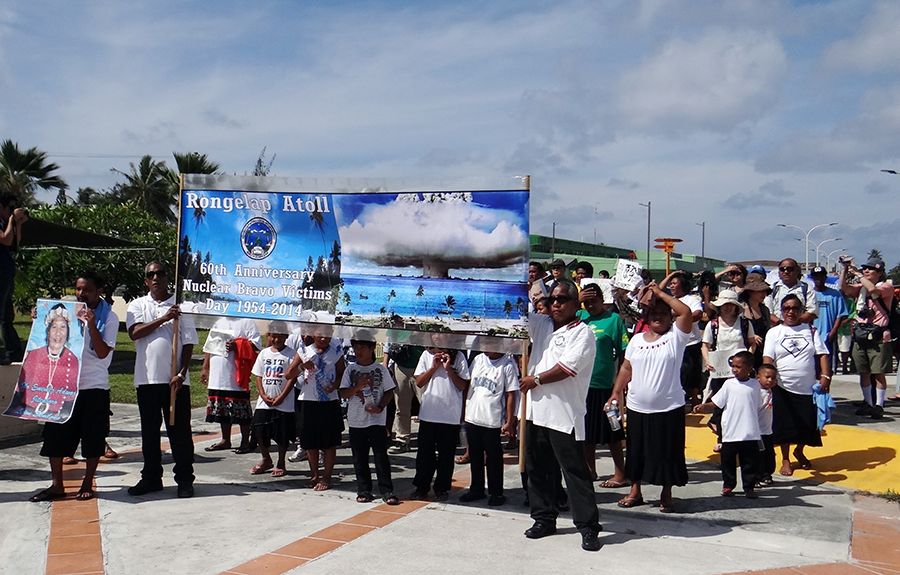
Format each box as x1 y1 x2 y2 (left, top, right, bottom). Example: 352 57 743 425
1 372 898 575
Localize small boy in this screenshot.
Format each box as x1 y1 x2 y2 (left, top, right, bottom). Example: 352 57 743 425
756 364 778 487
250 321 296 477
339 332 398 505
459 351 519 506
693 351 763 499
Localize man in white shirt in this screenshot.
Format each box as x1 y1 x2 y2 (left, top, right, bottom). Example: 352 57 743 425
520 280 602 552
126 262 198 498
29 272 119 502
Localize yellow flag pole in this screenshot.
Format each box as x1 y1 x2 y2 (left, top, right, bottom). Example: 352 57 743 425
169 173 185 427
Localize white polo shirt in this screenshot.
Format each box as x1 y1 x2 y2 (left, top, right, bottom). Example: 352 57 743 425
126 294 199 386
526 313 596 440
79 309 119 391
207 317 262 392
765 280 818 321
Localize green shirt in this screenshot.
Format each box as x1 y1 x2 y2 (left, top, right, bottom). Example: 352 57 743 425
576 309 629 389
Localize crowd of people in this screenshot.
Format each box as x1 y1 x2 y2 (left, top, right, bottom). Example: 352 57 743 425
19 253 900 552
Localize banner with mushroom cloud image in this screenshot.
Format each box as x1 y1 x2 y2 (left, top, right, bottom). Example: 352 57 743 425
177 175 530 341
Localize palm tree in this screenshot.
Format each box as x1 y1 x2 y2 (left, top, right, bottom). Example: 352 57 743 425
444 295 457 313
515 297 525 316
0 139 67 207
168 152 220 227
504 300 513 318
111 155 175 223
415 285 425 319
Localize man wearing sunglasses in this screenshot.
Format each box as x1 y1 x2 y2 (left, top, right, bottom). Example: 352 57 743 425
765 258 818 326
519 280 601 551
125 262 199 498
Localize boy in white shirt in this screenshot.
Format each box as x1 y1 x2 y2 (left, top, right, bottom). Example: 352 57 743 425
250 321 296 477
339 332 398 505
459 351 519 506
693 351 763 499
755 364 778 487
411 343 471 501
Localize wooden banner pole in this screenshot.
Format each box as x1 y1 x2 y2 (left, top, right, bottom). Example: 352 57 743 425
169 316 179 427
518 339 530 473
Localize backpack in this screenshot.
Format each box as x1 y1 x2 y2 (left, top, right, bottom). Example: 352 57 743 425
772 281 809 310
870 293 900 343
708 316 751 351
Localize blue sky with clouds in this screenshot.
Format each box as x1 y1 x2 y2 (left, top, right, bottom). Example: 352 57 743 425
3 1 900 269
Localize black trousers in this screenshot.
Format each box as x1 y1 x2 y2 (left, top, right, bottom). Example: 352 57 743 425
349 425 393 496
720 440 759 491
137 384 194 487
413 420 458 493
525 421 600 532
466 423 504 496
758 434 775 481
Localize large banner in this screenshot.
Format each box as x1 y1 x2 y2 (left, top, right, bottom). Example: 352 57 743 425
177 176 530 347
3 299 86 423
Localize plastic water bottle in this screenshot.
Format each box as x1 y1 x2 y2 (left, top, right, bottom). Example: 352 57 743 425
605 400 621 431
362 386 375 408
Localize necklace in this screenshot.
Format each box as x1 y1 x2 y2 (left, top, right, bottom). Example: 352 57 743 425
47 352 61 384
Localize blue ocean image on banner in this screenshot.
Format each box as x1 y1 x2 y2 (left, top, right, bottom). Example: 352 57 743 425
178 188 528 336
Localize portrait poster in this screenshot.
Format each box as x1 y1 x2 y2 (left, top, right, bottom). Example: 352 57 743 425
3 299 86 423
176 175 530 350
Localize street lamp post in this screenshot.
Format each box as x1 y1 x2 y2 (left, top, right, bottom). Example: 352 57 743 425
777 222 838 272
639 202 651 270
810 237 841 266
824 247 846 272
696 221 705 259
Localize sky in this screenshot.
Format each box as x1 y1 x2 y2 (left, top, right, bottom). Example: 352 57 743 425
2 0 900 270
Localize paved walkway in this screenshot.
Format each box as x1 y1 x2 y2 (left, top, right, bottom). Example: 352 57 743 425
1 373 899 575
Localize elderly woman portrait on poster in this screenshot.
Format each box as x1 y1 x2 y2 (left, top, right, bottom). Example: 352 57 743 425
4 301 85 422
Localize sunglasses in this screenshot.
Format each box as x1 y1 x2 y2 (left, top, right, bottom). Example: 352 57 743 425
779 266 796 273
782 305 802 312
726 270 742 276
861 266 876 271
145 270 166 279
548 295 574 305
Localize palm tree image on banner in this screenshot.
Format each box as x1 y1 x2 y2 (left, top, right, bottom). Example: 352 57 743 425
176 175 529 341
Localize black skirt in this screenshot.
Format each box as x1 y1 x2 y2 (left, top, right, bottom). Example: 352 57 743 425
771 385 821 447
585 387 625 445
251 409 296 448
625 407 688 487
297 400 344 450
206 389 252 425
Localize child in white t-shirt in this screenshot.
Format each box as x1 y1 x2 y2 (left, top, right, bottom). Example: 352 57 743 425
287 328 346 490
459 351 519 506
693 351 763 499
250 322 296 477
339 333 398 505
755 364 778 487
410 345 471 501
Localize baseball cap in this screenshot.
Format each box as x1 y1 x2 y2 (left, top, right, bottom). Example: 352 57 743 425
748 264 766 275
811 266 827 275
863 257 885 271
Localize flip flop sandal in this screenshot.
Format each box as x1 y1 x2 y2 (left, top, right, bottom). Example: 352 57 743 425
357 492 374 503
233 445 253 454
598 479 629 488
659 502 676 513
271 468 286 477
30 488 65 502
617 496 644 508
75 488 96 500
383 493 400 505
205 443 232 452
251 462 274 475
455 455 470 464
313 481 332 491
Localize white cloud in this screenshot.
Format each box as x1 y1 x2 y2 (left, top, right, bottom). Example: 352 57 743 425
617 28 788 133
756 85 900 173
822 2 900 73
723 180 794 209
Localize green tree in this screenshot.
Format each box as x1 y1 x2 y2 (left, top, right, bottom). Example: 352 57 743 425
869 248 884 261
444 295 456 312
504 300 513 318
0 139 67 207
110 155 175 223
253 147 276 176
13 204 176 311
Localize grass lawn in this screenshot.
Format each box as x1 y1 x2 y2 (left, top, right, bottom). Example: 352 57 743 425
13 313 215 408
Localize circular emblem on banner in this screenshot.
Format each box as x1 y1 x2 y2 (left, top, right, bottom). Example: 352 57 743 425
241 217 277 260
